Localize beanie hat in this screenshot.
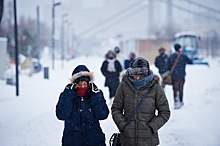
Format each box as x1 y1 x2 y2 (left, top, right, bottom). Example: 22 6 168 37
70 65 94 84
128 57 150 76
174 44 181 52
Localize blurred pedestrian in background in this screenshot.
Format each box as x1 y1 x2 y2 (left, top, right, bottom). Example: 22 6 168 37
114 46 125 68
154 47 169 88
101 50 122 104
124 52 136 70
167 44 193 109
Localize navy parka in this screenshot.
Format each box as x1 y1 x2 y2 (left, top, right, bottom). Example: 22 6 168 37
56 78 109 146
167 52 193 79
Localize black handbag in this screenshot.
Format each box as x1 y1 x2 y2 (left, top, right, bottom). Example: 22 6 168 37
109 133 120 146
109 87 152 146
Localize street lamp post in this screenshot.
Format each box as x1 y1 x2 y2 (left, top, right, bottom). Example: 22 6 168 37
36 6 41 59
13 0 19 96
61 13 68 69
52 0 61 70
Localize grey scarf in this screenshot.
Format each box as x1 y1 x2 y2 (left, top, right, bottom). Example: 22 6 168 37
127 70 154 90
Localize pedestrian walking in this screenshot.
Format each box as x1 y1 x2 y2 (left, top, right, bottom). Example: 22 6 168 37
167 44 193 109
101 50 122 104
56 65 109 146
111 57 170 146
124 52 136 70
154 47 169 88
114 46 125 68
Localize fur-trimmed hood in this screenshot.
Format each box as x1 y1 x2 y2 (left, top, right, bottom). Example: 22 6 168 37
70 71 94 84
70 65 95 84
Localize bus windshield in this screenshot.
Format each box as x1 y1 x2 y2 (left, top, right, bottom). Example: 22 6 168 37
174 35 198 48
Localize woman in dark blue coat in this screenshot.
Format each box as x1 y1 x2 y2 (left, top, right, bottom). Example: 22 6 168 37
56 65 109 146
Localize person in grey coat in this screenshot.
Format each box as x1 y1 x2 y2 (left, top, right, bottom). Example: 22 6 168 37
111 57 170 146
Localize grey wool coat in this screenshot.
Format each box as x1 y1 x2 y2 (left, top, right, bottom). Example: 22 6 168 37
111 73 170 146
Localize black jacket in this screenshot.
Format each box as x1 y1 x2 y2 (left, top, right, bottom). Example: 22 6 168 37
155 53 168 74
101 59 122 88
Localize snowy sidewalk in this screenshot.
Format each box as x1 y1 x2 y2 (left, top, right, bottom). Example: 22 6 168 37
0 56 220 146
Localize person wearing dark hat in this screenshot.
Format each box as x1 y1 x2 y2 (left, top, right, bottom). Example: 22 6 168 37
101 50 122 104
111 57 170 146
167 43 193 109
113 46 125 68
154 47 169 88
114 46 120 54
56 65 109 146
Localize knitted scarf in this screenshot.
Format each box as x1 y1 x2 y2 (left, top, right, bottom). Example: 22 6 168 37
127 70 154 90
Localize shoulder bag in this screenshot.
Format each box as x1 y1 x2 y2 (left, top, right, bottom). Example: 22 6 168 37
163 53 181 85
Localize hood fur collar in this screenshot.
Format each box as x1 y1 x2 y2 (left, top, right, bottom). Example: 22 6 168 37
70 71 94 84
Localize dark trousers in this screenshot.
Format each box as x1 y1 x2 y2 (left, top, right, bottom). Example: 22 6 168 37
172 78 185 102
108 86 117 99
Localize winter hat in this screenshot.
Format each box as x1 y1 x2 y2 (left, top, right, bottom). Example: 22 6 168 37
105 50 116 59
72 65 90 76
114 46 120 54
70 65 94 84
128 57 150 76
174 44 181 52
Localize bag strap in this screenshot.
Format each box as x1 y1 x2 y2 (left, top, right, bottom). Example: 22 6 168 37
169 53 181 75
120 87 152 133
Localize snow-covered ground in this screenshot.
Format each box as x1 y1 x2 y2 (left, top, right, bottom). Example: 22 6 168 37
0 56 220 146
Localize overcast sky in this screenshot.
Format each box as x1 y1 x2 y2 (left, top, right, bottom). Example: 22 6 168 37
12 0 220 38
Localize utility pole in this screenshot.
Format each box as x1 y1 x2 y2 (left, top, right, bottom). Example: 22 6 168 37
13 0 19 96
51 0 61 70
36 5 40 59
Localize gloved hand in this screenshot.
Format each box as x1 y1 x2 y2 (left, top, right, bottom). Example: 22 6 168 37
65 83 73 89
60 84 76 100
